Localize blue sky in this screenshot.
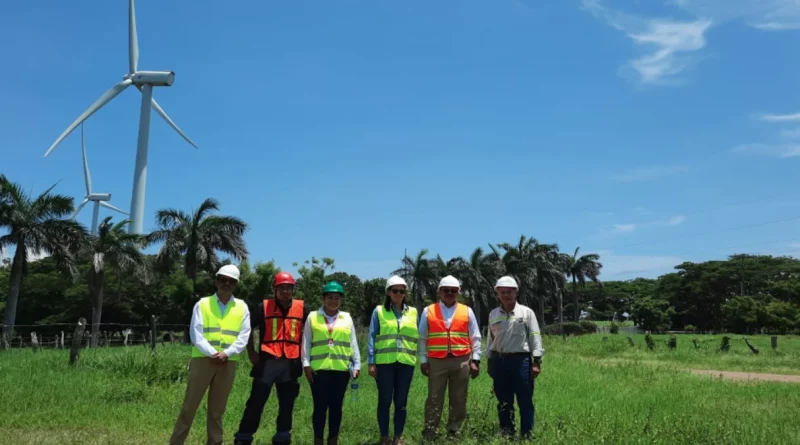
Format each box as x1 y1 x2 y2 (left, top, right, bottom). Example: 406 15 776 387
2 0 800 281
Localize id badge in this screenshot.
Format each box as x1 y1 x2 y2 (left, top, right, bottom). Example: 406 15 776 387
328 338 335 349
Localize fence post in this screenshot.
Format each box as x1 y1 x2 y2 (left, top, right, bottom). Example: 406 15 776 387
1 327 8 351
60 331 64 349
771 336 778 350
626 336 635 347
69 318 87 365
743 336 759 354
30 332 39 353
150 315 157 354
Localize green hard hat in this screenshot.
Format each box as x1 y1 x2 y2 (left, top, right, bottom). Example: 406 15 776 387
322 281 345 296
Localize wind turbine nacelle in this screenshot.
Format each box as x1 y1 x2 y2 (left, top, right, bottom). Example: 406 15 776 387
88 193 111 201
130 71 175 86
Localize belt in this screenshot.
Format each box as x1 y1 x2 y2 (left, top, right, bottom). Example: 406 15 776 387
491 351 529 358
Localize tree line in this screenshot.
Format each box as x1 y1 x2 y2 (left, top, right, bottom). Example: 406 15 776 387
3 174 800 344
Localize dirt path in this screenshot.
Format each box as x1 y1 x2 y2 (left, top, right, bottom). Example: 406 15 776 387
690 369 800 383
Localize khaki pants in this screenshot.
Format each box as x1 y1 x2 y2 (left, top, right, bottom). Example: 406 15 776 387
169 357 238 445
423 355 471 436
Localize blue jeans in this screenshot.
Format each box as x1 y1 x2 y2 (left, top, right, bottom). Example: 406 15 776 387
489 355 535 437
375 362 414 437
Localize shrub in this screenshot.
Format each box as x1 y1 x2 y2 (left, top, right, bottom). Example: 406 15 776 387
578 320 598 334
543 322 591 336
609 321 620 334
685 324 696 333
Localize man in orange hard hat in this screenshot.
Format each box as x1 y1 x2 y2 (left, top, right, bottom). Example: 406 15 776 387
234 271 311 445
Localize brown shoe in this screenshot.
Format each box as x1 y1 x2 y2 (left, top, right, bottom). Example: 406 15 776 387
392 437 405 445
380 436 392 445
314 439 323 445
327 437 338 445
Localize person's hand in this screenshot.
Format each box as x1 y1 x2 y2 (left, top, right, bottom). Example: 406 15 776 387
304 367 315 384
420 363 430 377
368 365 377 378
352 370 360 379
532 363 541 378
212 352 228 364
469 361 480 379
248 350 259 367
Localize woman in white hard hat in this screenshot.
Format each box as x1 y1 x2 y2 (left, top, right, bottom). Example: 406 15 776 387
367 275 418 445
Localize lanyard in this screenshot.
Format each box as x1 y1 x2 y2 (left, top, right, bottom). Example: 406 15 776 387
325 313 338 347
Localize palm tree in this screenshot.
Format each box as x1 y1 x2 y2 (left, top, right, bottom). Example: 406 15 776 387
0 175 87 343
565 246 602 321
458 247 499 326
86 217 145 347
148 198 249 296
393 249 436 313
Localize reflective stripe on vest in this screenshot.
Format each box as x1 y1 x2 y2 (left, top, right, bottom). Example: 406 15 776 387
375 305 419 366
191 296 246 361
309 312 352 371
426 303 470 359
261 299 305 359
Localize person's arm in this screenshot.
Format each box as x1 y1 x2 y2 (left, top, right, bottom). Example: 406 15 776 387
190 301 217 357
301 313 313 368
418 307 429 364
224 303 251 357
367 308 379 365
528 309 544 363
483 311 494 360
349 315 361 371
467 307 482 361
247 302 263 356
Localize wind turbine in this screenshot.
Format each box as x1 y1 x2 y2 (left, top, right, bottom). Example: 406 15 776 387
73 124 129 235
44 0 197 235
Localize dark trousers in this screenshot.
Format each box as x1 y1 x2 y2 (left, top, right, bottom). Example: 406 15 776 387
310 370 350 439
489 355 535 437
376 362 415 437
234 378 299 443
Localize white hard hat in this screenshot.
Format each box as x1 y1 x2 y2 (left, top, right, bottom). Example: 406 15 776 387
438 275 460 289
385 275 408 291
495 276 518 289
216 264 240 281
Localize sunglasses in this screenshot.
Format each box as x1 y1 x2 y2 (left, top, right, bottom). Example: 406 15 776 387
440 288 459 295
390 289 406 295
217 276 237 285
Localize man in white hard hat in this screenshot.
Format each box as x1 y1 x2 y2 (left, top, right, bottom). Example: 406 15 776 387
484 276 543 440
170 264 252 445
418 275 481 441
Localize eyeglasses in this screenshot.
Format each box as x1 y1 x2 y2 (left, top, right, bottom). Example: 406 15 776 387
217 276 237 285
440 288 459 295
390 289 406 295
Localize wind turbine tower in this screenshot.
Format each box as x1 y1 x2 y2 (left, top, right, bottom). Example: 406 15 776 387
73 124 129 234
44 0 197 234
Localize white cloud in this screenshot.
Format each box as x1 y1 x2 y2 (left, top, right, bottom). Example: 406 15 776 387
613 223 637 234
674 0 800 31
596 250 684 279
732 143 800 158
611 165 689 181
664 215 687 226
760 113 800 122
582 0 712 84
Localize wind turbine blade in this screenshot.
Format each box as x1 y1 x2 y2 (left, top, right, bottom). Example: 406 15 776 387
100 201 129 216
81 124 92 194
129 0 139 74
45 79 133 157
148 93 198 148
71 199 89 219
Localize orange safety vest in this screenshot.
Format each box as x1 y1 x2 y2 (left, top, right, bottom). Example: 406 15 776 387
426 302 471 359
261 299 305 359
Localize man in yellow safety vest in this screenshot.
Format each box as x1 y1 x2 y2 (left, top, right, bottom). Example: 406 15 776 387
169 264 251 445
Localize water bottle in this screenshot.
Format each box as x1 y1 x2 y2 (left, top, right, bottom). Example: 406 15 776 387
350 379 359 402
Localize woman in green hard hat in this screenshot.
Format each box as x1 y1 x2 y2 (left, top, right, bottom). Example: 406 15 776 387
301 281 361 445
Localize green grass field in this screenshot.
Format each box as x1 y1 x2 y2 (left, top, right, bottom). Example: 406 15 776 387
1 334 799 445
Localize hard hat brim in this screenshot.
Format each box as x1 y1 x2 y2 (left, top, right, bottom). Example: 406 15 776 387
216 272 239 281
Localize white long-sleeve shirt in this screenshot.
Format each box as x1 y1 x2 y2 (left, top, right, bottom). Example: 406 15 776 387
417 302 482 364
301 309 361 371
484 303 544 360
190 294 251 358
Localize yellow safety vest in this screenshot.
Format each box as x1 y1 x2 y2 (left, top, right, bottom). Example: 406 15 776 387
191 296 246 361
375 305 418 366
309 311 353 372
